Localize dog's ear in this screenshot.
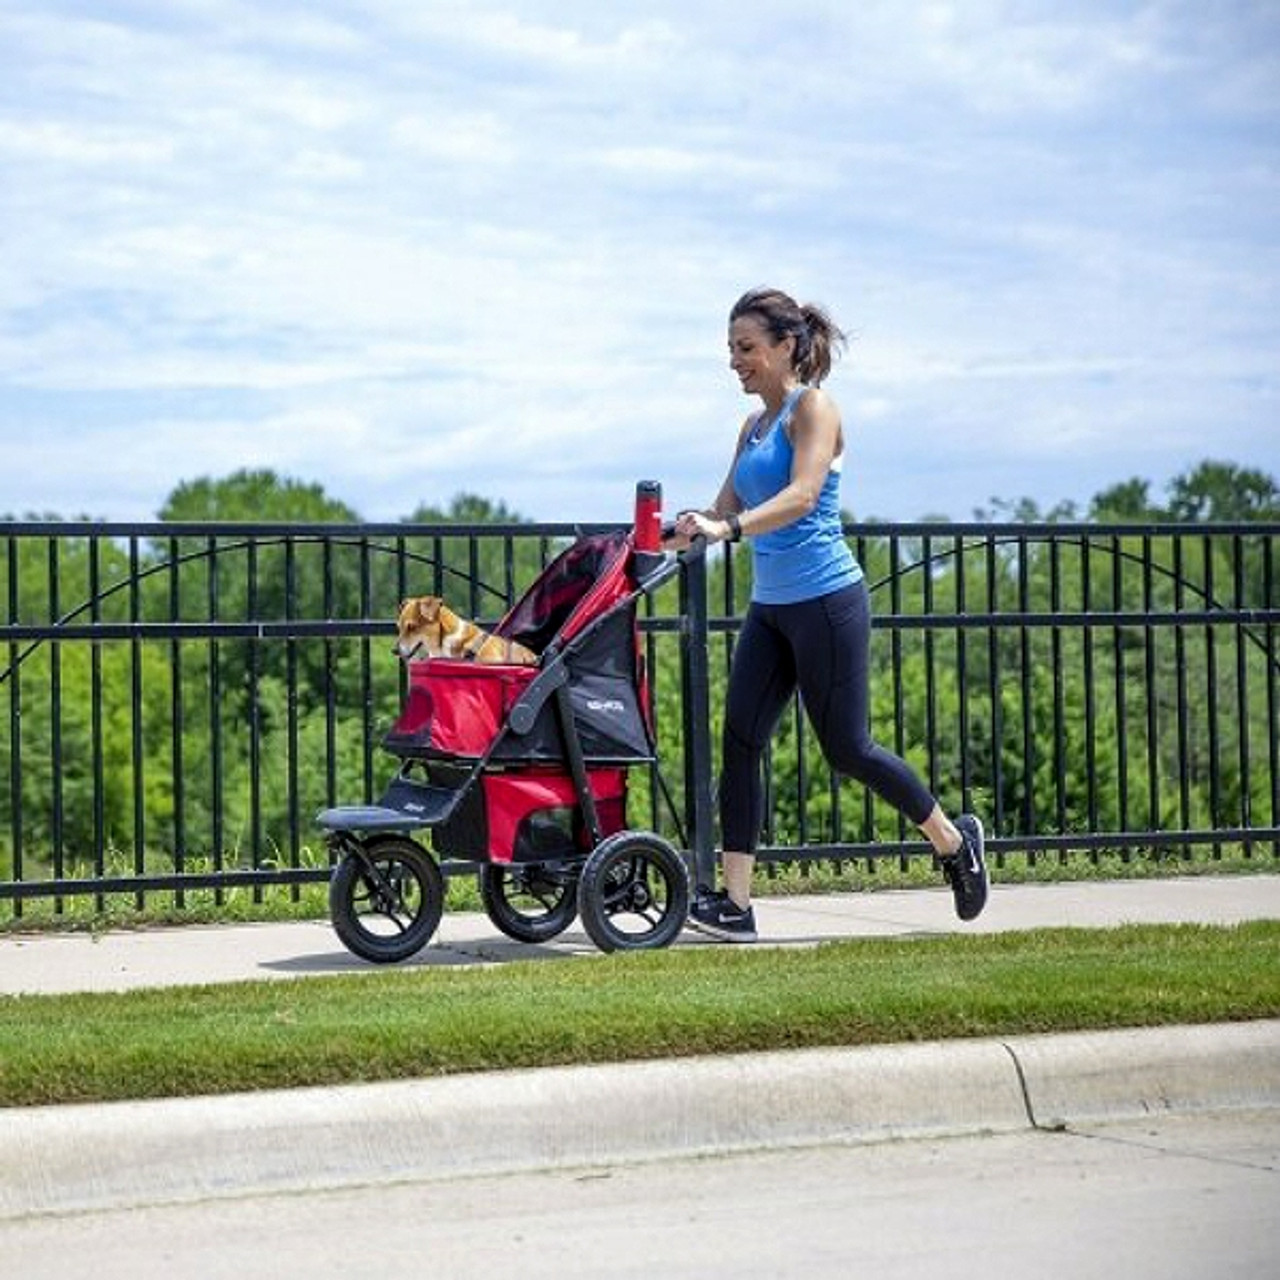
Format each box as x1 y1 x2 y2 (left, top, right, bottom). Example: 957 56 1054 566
420 597 441 622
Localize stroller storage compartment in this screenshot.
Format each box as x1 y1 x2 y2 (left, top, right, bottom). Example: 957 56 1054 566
383 614 652 766
382 661 537 760
420 761 628 864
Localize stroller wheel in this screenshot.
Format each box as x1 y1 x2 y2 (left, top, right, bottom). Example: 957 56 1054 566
480 863 580 943
577 830 690 953
329 835 444 964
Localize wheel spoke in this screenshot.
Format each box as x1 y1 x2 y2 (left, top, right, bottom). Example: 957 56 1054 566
577 832 688 953
331 838 444 963
352 858 424 930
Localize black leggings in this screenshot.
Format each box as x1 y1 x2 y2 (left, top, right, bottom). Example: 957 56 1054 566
720 579 937 852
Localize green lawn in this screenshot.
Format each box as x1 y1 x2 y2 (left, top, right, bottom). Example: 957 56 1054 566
2 922 1277 1108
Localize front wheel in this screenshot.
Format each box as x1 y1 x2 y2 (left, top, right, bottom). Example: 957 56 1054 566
577 831 689 953
329 835 444 963
480 862 580 942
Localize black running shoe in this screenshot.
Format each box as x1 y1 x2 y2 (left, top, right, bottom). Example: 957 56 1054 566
939 814 989 921
685 889 758 942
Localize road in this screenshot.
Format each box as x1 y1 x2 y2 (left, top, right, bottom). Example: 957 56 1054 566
5 1109 1277 1280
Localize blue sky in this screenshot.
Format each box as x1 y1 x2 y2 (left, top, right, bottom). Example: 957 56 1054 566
1 1 1276 523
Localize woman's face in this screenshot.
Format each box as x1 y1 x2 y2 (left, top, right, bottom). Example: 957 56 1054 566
728 314 794 397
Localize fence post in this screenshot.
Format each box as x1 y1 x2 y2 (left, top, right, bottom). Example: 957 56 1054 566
679 545 716 892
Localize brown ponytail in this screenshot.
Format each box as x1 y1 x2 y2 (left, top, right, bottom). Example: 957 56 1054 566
729 287 847 385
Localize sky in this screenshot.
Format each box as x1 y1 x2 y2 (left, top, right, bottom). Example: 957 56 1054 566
1 0 1277 525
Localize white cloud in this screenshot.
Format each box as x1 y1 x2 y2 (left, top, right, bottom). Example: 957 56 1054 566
460 11 680 68
370 4 683 71
911 2 1172 113
390 112 516 165
0 0 1276 525
282 148 365 182
0 119 174 165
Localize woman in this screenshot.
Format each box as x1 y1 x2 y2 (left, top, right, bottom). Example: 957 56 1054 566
667 287 988 941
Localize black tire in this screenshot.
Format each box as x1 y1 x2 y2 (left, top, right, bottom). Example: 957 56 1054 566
576 830 690 953
480 862 580 943
329 835 444 963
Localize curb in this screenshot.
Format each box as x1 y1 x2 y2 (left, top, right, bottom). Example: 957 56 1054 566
1008 1019 1280 1128
1 1020 1277 1220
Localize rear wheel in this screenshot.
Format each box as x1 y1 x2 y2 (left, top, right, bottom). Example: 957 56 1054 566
329 835 444 963
480 862 580 942
577 830 689 953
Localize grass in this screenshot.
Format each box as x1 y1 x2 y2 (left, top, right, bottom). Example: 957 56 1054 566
2 921 1278 1108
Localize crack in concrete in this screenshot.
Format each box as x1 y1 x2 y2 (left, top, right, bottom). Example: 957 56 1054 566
1061 1124 1280 1175
998 1041 1044 1131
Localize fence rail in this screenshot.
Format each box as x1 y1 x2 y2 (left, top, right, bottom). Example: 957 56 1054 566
2 518 1277 914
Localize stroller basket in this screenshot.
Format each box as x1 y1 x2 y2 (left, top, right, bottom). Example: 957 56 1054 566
382 530 655 765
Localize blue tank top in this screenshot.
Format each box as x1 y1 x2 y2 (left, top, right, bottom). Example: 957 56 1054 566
733 386 862 605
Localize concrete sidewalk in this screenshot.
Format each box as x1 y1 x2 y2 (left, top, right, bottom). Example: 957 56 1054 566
1 873 1278 994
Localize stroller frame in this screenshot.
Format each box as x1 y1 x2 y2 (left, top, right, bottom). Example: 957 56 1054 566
318 513 696 959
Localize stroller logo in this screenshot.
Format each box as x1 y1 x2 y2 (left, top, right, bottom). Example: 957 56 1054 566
586 698 626 714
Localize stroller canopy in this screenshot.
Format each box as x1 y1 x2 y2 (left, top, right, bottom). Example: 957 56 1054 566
387 530 655 765
495 530 635 656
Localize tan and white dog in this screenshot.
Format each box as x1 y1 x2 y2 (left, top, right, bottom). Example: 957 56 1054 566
395 596 538 665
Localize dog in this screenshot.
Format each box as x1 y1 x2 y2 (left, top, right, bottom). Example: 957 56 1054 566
395 596 538 665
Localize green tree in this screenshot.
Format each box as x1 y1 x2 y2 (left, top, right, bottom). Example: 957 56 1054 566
404 493 525 525
1166 461 1280 522
1089 478 1158 521
160 470 360 524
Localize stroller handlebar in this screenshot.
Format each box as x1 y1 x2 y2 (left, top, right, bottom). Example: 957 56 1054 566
631 530 704 595
657 522 708 558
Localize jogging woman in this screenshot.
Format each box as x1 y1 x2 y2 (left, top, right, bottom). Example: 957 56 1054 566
666 286 988 941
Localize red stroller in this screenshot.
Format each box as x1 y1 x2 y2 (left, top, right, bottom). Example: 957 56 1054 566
318 491 689 959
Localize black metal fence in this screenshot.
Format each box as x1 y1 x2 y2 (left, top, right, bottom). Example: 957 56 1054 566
1 519 1277 915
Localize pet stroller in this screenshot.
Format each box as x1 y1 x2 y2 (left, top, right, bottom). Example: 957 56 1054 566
317 489 690 960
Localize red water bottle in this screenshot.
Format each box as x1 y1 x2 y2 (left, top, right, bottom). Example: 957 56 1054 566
634 480 662 552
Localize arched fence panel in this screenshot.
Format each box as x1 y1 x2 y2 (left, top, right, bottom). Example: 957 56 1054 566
1 519 1276 916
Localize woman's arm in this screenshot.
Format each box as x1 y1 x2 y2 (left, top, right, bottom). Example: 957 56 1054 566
673 391 841 545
